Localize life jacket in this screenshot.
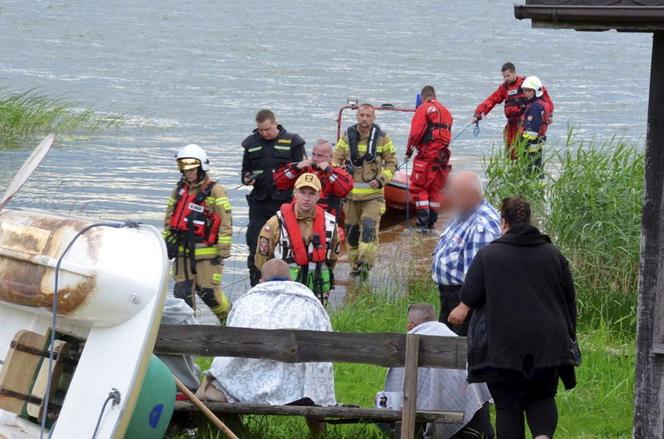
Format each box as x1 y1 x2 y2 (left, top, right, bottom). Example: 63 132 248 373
420 100 452 145
504 77 530 123
347 123 382 168
169 180 221 246
275 202 336 304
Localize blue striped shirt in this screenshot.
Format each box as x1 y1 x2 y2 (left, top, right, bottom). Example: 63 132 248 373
432 200 501 286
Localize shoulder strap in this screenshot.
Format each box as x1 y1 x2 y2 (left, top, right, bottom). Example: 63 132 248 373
347 125 361 164
279 203 310 266
194 180 216 204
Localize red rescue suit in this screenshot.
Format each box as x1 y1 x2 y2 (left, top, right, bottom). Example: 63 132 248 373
406 98 453 230
475 76 554 149
273 164 353 220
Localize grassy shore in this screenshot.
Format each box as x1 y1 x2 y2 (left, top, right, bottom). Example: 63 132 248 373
0 89 123 145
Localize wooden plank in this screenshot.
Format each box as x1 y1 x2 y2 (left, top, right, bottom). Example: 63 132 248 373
401 334 420 439
652 343 664 355
634 30 664 439
0 330 46 414
155 325 467 369
173 401 464 425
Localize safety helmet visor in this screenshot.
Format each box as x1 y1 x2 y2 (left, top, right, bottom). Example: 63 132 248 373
177 158 201 171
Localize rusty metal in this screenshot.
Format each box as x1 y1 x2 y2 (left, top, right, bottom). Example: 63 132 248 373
0 387 44 406
0 211 100 314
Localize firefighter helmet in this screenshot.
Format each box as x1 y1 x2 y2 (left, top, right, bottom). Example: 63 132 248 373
176 144 210 171
521 76 543 98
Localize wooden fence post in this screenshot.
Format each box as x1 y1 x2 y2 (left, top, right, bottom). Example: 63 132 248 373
400 334 420 439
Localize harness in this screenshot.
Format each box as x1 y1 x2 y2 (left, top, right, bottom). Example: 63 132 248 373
504 78 529 123
347 124 381 168
275 202 336 305
169 179 221 275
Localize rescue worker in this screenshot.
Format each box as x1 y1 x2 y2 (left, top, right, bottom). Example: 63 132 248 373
163 144 232 323
255 173 340 305
473 62 554 155
517 76 550 177
273 139 353 220
405 85 453 232
333 104 398 280
241 109 306 286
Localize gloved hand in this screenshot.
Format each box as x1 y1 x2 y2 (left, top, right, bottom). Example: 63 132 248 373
164 233 179 259
473 112 483 122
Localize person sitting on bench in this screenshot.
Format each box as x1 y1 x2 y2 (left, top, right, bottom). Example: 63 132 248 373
196 259 336 436
381 303 494 439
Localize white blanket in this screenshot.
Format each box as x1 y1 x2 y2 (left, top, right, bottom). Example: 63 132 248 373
207 281 336 406
384 321 492 439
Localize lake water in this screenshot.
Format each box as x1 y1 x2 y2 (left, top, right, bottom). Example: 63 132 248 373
0 0 652 308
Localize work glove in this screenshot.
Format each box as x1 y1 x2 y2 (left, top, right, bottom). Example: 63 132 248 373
164 232 179 259
473 112 483 122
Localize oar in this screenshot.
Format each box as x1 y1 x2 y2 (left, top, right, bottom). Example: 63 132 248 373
0 133 55 212
174 378 239 439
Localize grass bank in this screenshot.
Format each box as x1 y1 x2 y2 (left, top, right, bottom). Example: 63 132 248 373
180 283 634 439
0 89 123 145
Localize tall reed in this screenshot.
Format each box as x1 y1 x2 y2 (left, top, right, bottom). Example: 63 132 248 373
484 134 643 336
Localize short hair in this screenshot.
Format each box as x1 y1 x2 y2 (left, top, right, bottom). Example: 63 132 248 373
501 62 516 73
421 85 436 99
261 259 291 282
500 196 531 227
255 109 276 124
358 103 375 113
408 303 437 326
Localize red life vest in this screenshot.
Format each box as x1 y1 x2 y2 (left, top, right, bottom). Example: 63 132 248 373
504 76 529 122
420 99 453 146
277 202 330 266
168 180 221 246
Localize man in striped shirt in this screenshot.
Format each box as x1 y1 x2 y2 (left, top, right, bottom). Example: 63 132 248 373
431 171 501 335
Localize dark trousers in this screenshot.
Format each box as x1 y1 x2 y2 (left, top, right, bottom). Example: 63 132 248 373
246 196 286 286
487 369 559 439
438 284 470 336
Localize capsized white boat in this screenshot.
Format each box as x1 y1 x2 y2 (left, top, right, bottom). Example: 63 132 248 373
0 209 171 439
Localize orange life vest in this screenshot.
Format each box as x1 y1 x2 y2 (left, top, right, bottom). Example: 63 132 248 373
168 180 221 246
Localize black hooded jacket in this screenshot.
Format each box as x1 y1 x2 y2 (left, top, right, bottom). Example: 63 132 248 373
461 224 579 385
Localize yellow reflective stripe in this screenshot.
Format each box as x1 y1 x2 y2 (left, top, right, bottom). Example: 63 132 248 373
335 137 349 152
248 146 262 153
381 169 394 181
167 196 176 206
214 197 231 206
162 230 171 237
382 139 396 154
178 246 219 256
523 131 539 140
212 273 222 283
218 236 232 244
274 145 290 151
351 187 383 195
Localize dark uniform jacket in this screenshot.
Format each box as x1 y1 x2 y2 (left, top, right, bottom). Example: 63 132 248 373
241 125 305 202
461 224 579 386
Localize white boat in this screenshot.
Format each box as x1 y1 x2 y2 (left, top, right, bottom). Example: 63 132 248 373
0 209 171 438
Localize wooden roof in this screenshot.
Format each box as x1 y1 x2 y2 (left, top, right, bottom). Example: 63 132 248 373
514 1 664 31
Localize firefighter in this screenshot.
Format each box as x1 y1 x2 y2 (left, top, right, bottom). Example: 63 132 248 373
517 76 550 177
473 62 554 155
255 173 340 305
273 139 353 220
333 104 397 279
163 144 232 323
405 85 453 232
241 109 306 286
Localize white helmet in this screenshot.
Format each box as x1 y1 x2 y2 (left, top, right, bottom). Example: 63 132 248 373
522 76 543 98
176 144 210 171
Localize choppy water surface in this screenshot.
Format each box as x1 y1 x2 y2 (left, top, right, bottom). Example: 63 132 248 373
0 1 652 304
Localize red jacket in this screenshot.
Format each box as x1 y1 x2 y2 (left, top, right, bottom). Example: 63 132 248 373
475 76 554 125
406 98 453 156
273 163 353 218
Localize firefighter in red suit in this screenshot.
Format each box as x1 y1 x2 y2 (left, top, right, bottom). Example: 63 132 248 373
274 139 353 221
474 62 554 157
405 85 453 232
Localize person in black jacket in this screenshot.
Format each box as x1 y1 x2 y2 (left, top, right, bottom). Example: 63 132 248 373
448 196 580 439
241 109 306 286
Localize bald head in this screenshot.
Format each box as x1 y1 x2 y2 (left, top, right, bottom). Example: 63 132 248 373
260 259 292 283
407 304 437 330
447 171 484 214
312 139 333 165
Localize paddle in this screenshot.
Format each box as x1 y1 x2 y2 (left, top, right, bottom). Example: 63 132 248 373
0 133 55 211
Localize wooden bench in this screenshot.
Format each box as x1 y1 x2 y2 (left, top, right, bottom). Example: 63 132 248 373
155 325 468 439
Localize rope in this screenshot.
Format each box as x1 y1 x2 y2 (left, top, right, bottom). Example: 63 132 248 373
451 120 481 144
91 389 121 439
405 159 411 230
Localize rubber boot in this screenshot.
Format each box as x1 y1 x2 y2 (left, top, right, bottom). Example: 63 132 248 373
428 208 439 231
415 209 430 233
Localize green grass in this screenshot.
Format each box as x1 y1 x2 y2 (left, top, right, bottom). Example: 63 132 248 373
175 282 634 439
0 89 124 145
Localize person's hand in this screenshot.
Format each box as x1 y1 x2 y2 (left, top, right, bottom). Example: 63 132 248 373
296 159 313 170
316 161 330 172
473 112 483 123
448 303 470 327
369 179 380 189
243 172 256 185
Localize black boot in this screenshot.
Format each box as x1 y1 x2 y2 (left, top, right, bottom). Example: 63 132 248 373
415 209 430 233
428 208 439 230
